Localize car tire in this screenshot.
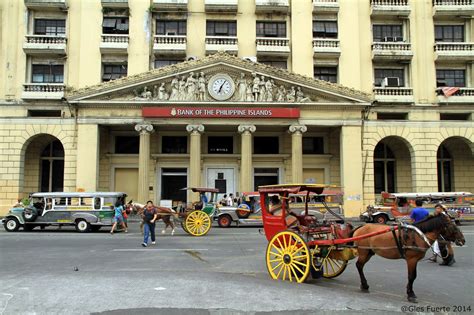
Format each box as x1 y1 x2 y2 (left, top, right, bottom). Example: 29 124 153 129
218 215 232 228
374 214 387 224
23 208 37 222
4 217 20 232
75 219 90 233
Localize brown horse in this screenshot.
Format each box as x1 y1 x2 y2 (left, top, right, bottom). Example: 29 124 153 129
125 201 177 235
353 214 465 303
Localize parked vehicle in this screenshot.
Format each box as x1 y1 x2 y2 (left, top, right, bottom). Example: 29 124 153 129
216 192 262 227
2 192 127 232
360 191 472 224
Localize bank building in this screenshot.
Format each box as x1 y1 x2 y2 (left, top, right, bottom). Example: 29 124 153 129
0 0 473 218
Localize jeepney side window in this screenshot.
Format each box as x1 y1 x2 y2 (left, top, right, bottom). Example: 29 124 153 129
104 197 115 209
45 198 53 210
94 198 101 210
71 197 80 206
55 197 68 207
81 198 93 207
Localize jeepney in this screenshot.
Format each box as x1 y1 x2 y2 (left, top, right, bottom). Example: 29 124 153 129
216 192 262 227
2 192 127 232
360 191 472 224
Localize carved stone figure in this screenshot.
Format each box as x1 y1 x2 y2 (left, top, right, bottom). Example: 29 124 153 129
237 73 247 102
296 87 311 102
169 76 179 101
258 75 266 102
185 72 197 101
265 79 273 102
276 85 286 102
153 84 159 100
246 83 254 102
286 86 296 102
178 76 186 101
140 86 152 100
158 82 168 100
252 72 260 101
198 72 206 101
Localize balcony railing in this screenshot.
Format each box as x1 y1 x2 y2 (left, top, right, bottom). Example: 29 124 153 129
313 0 339 12
372 42 413 60
22 83 65 100
153 35 187 53
101 0 128 7
256 37 290 55
370 0 410 16
434 42 474 61
152 0 188 11
313 39 341 57
433 0 474 15
23 35 67 55
100 34 129 53
374 87 414 103
436 87 474 103
205 0 238 12
256 0 289 13
24 0 68 10
205 36 238 53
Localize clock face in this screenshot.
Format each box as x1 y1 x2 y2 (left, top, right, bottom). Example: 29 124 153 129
208 74 235 101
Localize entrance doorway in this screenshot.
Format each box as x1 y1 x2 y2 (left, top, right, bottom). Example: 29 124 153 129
207 168 235 197
114 168 138 202
161 168 187 203
254 168 279 191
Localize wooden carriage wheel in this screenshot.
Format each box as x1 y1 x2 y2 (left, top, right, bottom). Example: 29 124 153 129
266 231 311 283
184 210 211 236
311 245 348 279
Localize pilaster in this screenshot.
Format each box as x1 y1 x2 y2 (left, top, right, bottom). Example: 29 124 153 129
238 124 256 192
135 123 154 203
289 124 307 183
187 124 204 202
76 124 99 192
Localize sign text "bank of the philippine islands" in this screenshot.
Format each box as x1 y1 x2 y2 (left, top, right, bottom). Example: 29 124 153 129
143 107 300 118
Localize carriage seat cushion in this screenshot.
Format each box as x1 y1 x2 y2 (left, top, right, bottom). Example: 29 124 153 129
271 208 299 228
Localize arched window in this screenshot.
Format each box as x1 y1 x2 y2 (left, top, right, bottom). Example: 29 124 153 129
40 140 64 192
374 142 396 193
437 145 452 192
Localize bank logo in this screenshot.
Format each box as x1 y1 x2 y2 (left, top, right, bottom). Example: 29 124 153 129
171 108 177 116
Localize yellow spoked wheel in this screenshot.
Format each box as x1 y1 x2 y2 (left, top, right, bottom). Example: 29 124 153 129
184 210 211 236
321 257 347 279
266 231 310 283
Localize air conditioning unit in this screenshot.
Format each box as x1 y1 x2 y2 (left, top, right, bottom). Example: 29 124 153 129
381 77 400 87
187 56 198 61
243 56 257 62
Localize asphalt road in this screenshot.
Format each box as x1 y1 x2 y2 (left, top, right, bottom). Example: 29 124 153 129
0 222 473 315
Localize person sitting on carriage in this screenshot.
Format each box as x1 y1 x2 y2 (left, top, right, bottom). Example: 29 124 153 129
429 203 456 266
269 195 299 228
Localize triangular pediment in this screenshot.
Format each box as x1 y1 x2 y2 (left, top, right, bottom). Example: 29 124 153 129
67 52 372 105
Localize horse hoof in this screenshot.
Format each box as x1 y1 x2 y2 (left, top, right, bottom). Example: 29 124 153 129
171 229 175 236
360 286 369 293
407 296 418 303
161 230 166 234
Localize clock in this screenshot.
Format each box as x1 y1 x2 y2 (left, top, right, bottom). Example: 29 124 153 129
207 74 235 101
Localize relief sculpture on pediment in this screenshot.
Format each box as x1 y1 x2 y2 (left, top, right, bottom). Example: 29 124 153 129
129 71 313 103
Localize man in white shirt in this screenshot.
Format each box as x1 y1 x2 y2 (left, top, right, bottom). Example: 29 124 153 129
226 193 234 206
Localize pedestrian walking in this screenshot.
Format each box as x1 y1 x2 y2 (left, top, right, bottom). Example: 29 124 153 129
110 201 127 234
142 200 158 247
226 193 234 206
429 204 456 266
410 199 429 223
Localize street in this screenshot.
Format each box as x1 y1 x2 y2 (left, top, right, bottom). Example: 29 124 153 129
0 222 473 314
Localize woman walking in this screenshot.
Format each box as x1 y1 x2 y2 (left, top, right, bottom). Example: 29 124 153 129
142 200 158 247
110 201 127 234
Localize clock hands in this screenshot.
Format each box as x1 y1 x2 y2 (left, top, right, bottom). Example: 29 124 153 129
218 81 226 93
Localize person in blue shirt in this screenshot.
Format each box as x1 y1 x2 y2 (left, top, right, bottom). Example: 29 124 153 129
110 201 127 234
410 199 429 223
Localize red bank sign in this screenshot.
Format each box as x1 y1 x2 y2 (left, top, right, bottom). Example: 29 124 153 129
143 107 300 119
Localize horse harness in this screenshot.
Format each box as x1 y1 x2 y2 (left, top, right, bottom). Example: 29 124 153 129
390 222 434 258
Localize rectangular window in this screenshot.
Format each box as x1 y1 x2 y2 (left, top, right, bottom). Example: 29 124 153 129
208 136 233 154
372 25 403 42
28 110 62 117
256 21 286 38
377 113 408 120
313 21 338 38
303 137 324 154
34 19 66 36
440 113 470 121
254 137 279 154
162 136 188 154
206 21 237 36
32 64 64 83
259 60 287 69
435 25 464 42
154 59 181 69
102 17 129 34
115 136 139 154
102 63 127 82
314 66 337 83
436 69 465 87
374 68 405 87
161 168 187 202
254 168 279 191
156 20 187 35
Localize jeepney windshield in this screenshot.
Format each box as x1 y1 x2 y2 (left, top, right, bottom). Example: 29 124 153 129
30 197 45 210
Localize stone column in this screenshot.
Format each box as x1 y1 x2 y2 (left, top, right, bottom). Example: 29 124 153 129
238 124 256 193
76 124 99 191
135 123 154 203
186 124 204 202
340 125 364 218
289 124 307 183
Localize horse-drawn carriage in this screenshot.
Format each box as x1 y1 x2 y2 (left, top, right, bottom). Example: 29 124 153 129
259 184 465 303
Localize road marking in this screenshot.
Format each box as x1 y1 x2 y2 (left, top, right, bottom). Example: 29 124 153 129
112 248 210 252
154 287 166 291
0 293 13 315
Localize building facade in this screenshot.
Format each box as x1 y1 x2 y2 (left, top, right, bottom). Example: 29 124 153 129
0 0 473 217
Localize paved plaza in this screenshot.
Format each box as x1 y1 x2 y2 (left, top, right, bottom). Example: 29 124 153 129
0 223 473 314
